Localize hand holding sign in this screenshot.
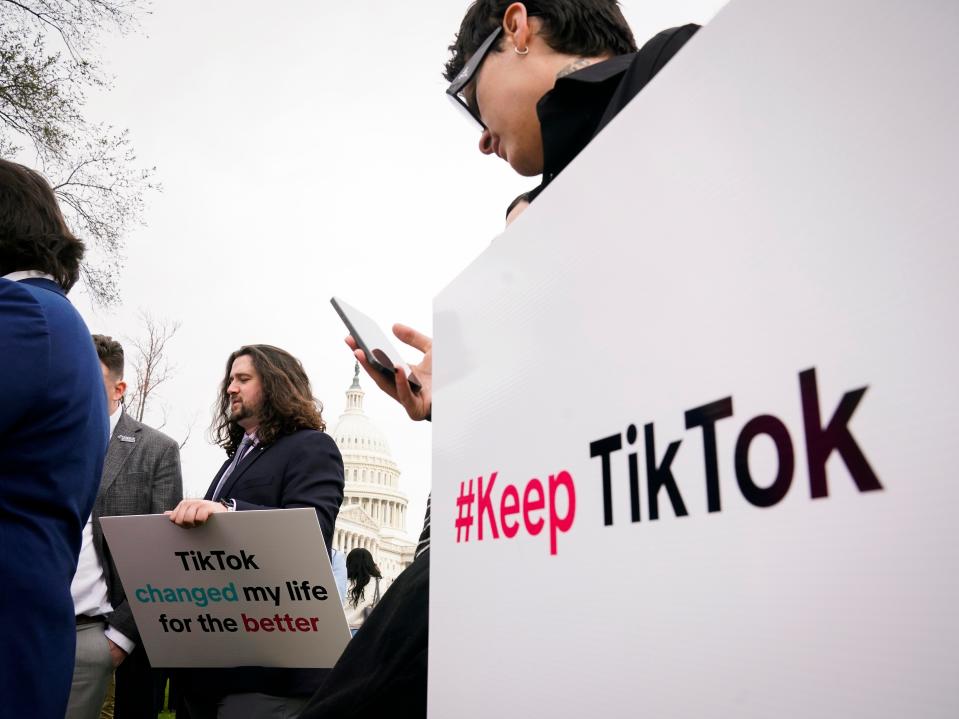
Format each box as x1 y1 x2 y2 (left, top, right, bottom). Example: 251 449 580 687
101 509 350 668
166 499 227 527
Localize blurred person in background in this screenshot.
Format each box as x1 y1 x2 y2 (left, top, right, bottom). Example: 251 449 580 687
344 548 383 637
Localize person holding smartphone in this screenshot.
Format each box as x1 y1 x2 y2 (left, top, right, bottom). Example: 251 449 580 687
301 2 698 717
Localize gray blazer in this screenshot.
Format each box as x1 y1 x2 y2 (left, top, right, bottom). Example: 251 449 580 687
92 411 183 643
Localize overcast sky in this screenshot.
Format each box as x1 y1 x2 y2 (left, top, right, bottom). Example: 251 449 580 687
68 0 728 539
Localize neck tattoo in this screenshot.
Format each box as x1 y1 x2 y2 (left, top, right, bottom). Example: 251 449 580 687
556 57 597 80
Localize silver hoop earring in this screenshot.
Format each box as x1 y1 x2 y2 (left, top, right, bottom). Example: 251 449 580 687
514 45 529 55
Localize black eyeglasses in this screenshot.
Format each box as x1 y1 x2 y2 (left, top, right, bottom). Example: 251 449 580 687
446 26 503 131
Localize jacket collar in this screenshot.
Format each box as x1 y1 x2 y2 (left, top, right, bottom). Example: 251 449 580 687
17 277 66 297
207 440 270 501
100 412 142 497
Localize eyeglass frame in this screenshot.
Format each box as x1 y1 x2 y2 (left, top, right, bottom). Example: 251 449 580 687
445 26 504 130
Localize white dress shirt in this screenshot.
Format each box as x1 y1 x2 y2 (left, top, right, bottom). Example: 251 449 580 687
70 405 135 653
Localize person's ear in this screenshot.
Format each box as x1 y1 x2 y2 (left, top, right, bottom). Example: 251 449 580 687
115 380 127 402
502 2 532 54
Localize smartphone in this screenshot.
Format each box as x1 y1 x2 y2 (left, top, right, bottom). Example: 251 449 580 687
330 297 422 393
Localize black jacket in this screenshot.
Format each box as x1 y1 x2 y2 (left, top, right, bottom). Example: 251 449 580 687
299 550 429 718
183 428 345 699
206 429 343 556
528 24 700 203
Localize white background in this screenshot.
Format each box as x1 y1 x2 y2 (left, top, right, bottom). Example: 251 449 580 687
431 0 959 715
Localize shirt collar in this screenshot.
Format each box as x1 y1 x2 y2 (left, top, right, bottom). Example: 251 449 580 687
109 405 123 438
2 270 56 282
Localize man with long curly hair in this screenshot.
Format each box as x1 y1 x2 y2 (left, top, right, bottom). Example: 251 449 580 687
168 344 345 718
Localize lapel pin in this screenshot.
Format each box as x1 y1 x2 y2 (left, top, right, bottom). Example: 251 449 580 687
118 434 136 443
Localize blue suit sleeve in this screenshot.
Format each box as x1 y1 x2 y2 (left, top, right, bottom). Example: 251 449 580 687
0 281 49 434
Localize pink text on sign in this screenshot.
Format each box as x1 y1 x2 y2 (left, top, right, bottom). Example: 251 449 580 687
455 470 576 555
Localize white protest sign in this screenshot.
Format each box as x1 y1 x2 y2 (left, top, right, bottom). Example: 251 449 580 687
101 509 350 668
429 0 959 716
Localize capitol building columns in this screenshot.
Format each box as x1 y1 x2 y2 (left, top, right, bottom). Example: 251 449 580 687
330 365 416 589
335 529 381 555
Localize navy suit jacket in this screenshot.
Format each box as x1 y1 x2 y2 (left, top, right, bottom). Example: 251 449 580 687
0 277 108 719
205 429 343 553
187 428 344 699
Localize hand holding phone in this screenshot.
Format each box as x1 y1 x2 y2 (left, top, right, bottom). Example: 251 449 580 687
331 297 423 393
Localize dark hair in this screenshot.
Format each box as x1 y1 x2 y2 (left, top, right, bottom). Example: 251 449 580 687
444 0 638 81
92 334 125 379
346 548 382 608
0 159 85 292
211 344 326 456
506 191 531 219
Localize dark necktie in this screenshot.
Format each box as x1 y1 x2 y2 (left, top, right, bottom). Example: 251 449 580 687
212 435 254 500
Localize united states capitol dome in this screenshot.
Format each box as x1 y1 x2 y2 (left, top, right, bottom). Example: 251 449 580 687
331 374 393 458
330 364 410 542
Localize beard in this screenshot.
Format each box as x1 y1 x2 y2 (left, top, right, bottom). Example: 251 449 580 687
229 399 257 423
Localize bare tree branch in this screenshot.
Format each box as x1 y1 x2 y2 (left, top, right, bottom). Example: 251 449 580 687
178 411 198 450
125 310 180 424
124 313 195 450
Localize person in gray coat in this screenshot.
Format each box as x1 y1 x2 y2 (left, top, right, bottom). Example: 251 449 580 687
66 334 183 719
